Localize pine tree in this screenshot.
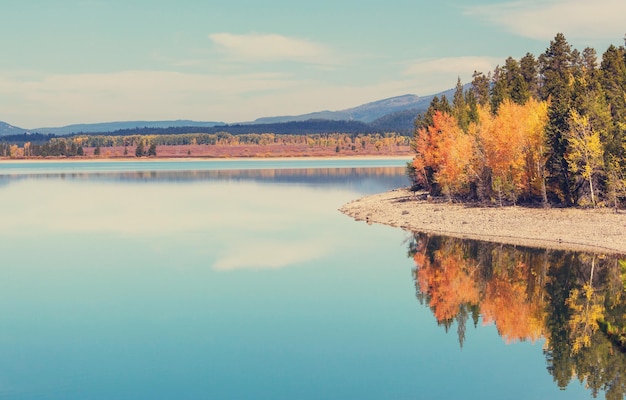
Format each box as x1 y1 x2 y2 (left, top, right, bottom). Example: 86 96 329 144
148 143 157 156
452 77 469 131
490 66 508 113
135 141 145 157
504 57 530 105
540 33 575 204
471 70 491 107
599 44 626 159
520 53 539 98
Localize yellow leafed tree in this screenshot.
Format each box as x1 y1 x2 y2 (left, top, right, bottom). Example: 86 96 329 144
565 110 605 207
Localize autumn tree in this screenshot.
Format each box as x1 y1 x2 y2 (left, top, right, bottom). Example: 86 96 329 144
412 111 474 200
474 101 537 205
565 110 605 206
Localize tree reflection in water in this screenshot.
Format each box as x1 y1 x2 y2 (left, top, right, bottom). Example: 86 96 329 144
408 232 626 400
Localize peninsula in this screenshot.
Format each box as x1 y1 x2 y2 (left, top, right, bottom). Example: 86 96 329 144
340 188 626 255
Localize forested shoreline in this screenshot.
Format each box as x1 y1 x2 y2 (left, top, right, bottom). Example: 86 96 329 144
409 33 626 209
0 132 410 159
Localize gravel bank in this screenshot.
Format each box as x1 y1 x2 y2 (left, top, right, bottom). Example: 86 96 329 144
340 188 626 255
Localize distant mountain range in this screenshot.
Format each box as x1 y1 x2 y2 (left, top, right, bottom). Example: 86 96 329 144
253 94 421 124
0 121 27 137
0 86 458 137
0 120 224 137
33 120 225 136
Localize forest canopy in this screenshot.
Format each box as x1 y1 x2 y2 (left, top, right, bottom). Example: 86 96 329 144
409 33 626 208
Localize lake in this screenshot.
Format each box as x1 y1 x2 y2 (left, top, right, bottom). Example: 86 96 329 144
0 159 623 399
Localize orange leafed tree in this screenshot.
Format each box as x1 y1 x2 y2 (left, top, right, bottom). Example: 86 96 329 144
473 99 549 205
413 111 475 200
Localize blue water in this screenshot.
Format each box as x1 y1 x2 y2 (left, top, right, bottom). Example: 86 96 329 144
0 159 594 399
0 158 410 175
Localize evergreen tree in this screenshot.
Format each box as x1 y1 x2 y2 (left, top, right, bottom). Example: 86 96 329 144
94 144 101 156
582 47 598 79
540 33 575 204
490 65 508 113
452 77 469 131
415 95 452 131
599 44 626 159
504 56 530 105
135 141 145 157
465 89 479 125
148 143 157 156
520 53 539 98
471 70 491 107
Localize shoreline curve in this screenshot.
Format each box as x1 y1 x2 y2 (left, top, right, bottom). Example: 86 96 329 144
340 188 626 255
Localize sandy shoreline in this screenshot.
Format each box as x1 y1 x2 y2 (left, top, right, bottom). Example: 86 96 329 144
340 188 626 255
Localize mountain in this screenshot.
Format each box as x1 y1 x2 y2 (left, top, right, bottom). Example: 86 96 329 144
0 86 461 138
253 94 424 124
252 87 459 128
33 120 224 136
0 121 29 136
367 86 460 133
78 119 377 137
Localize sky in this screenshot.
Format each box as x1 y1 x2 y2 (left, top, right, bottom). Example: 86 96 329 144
1 0 625 128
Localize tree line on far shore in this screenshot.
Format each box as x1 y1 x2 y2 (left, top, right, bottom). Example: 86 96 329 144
0 132 410 158
409 33 626 209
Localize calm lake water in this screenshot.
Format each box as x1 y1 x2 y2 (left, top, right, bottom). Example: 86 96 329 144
0 159 623 399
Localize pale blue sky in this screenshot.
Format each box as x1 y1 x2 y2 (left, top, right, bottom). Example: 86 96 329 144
1 0 624 128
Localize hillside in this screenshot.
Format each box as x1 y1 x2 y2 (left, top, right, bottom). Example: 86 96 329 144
1 86 461 138
254 94 425 124
0 122 28 136
34 120 224 136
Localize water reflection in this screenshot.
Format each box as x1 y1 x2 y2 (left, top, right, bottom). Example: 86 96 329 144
0 167 408 193
408 232 626 400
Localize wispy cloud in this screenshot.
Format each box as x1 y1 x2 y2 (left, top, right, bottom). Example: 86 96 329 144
209 32 331 63
404 57 501 76
403 56 501 92
1 53 486 127
0 68 441 127
0 70 298 126
465 0 626 41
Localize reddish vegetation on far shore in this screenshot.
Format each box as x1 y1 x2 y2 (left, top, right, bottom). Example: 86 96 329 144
3 144 412 160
